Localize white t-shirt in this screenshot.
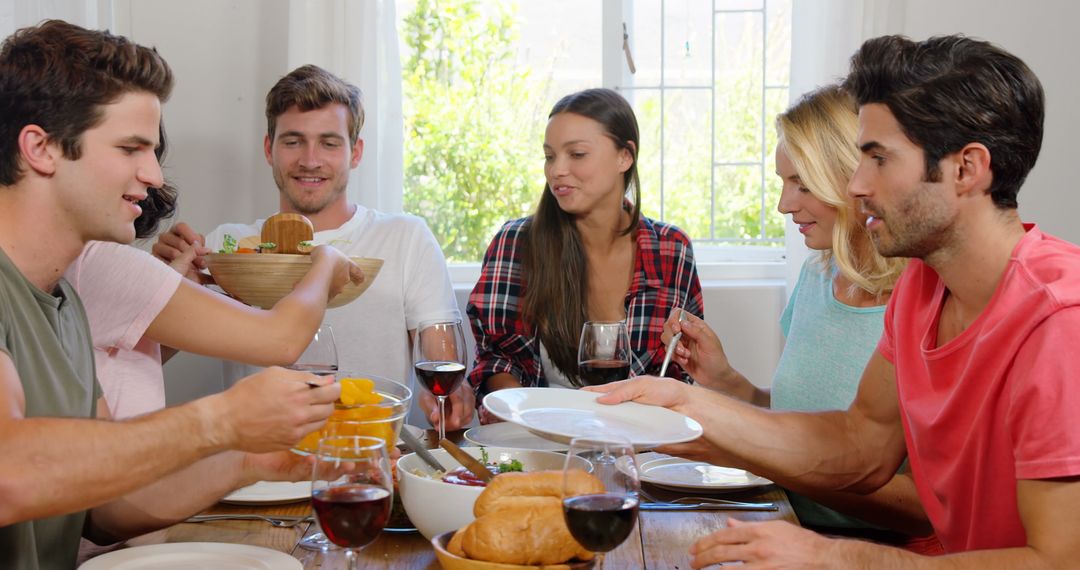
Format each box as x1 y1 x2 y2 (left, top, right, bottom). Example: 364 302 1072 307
205 205 460 396
65 241 182 419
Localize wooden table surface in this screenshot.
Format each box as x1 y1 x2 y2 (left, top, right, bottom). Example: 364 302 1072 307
116 430 799 569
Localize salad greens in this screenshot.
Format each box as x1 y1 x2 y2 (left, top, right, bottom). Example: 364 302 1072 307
498 458 524 473
218 234 237 254
478 447 524 473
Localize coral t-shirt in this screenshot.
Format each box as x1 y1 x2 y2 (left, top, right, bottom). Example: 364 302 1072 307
878 225 1080 552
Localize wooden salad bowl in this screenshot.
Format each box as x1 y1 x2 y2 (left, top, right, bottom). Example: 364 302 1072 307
205 253 383 309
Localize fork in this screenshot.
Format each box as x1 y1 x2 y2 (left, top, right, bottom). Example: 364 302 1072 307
185 514 313 528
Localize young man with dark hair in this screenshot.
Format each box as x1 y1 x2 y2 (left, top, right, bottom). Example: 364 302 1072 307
593 34 1080 567
155 64 470 431
0 21 340 569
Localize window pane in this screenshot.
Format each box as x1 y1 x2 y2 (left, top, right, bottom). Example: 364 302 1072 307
518 1 603 99
717 0 764 10
713 10 763 164
629 0 663 86
714 164 765 240
765 0 792 87
663 0 714 87
661 89 713 239
398 0 601 262
398 0 791 260
763 86 788 238
630 89 663 222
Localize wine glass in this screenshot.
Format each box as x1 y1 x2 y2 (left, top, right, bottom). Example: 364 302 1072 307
289 324 338 376
412 320 468 445
299 378 412 549
562 435 640 569
311 436 392 570
293 324 341 551
576 321 631 386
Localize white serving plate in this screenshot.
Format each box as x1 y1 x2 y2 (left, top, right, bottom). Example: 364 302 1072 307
483 387 703 450
638 452 773 492
78 542 301 570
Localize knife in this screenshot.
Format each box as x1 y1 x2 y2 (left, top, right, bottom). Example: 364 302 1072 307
398 425 448 473
640 502 778 512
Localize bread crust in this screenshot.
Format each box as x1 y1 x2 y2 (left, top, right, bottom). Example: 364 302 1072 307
461 502 594 565
474 470 604 517
447 469 603 565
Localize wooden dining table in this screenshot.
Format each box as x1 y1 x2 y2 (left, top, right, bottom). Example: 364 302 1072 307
114 429 800 569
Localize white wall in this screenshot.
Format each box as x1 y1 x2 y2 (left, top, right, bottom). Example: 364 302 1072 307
897 0 1080 244
118 0 288 238
106 0 1075 404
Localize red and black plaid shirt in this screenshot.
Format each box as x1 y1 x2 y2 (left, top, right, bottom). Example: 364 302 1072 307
467 215 704 393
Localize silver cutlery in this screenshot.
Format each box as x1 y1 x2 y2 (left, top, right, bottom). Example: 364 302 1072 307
185 514 313 528
658 309 687 377
398 424 447 473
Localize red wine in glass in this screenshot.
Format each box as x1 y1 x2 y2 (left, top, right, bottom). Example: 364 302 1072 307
414 361 466 396
312 483 391 549
562 493 639 552
577 359 631 386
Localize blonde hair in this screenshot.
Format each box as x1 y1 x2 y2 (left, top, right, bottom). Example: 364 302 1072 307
777 85 906 297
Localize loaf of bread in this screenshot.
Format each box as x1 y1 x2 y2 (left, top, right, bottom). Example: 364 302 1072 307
461 501 594 565
447 469 604 566
474 470 604 517
447 523 468 557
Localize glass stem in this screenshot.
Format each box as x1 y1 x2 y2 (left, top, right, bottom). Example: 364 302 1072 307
596 552 605 569
345 548 359 570
437 395 447 443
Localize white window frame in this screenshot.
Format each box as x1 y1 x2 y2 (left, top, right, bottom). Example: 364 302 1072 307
600 0 788 282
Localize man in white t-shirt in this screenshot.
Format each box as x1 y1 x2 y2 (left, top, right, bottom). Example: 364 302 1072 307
154 65 473 430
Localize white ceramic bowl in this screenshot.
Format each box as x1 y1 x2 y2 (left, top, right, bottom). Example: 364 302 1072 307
397 447 589 540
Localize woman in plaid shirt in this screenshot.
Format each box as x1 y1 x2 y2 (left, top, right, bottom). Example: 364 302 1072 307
467 88 703 409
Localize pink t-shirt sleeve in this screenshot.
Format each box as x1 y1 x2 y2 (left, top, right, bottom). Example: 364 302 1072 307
876 281 901 365
1007 305 1080 480
67 241 183 351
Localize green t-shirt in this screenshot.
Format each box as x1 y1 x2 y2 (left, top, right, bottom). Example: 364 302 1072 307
772 257 885 529
0 246 100 570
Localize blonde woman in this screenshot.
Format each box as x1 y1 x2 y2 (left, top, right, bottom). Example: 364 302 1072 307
663 85 939 551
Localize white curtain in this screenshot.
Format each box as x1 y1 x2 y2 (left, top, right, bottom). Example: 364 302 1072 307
286 0 404 213
783 0 907 296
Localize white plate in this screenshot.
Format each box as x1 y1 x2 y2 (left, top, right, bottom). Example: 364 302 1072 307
220 481 309 505
78 542 301 570
638 453 772 492
463 422 569 451
482 388 703 449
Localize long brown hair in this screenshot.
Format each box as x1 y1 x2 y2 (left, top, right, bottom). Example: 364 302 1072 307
521 88 641 381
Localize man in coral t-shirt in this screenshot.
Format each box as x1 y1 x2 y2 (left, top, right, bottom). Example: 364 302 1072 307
592 34 1080 568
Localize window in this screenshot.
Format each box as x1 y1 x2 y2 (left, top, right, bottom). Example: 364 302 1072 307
397 0 791 265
